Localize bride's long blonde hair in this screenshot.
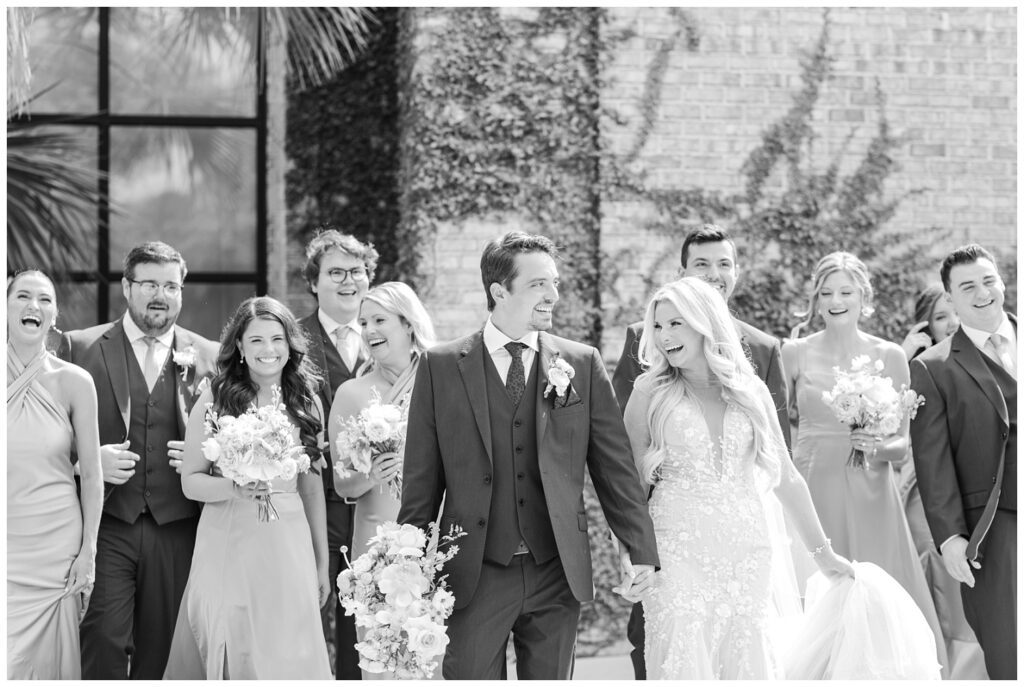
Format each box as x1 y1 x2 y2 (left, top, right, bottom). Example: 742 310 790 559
635 278 781 486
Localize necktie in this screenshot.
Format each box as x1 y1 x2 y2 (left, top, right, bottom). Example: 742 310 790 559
335 327 357 371
988 332 1016 378
142 336 160 391
504 342 527 405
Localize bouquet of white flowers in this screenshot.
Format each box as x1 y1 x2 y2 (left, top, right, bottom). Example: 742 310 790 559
200 386 311 521
334 389 409 499
822 355 925 468
337 521 464 678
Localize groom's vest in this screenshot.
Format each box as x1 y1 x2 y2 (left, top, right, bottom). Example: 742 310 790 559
482 352 558 566
113 337 199 526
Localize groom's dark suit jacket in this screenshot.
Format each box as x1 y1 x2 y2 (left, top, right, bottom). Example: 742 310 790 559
910 315 1017 680
399 329 659 609
59 318 219 522
612 318 790 446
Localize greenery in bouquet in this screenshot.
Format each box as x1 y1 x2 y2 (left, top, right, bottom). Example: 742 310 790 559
200 386 311 521
337 521 465 678
334 389 409 499
821 355 924 468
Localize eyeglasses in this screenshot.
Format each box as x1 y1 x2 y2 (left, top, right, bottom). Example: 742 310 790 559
324 266 368 283
128 279 183 297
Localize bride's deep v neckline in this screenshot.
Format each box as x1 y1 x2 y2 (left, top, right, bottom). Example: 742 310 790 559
681 393 732 480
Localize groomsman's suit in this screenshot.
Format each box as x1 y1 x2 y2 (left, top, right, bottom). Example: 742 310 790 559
399 325 659 679
59 318 217 679
612 316 790 679
299 311 364 680
910 316 1017 680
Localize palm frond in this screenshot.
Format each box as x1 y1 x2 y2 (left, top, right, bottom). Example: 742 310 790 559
272 7 377 90
6 125 102 275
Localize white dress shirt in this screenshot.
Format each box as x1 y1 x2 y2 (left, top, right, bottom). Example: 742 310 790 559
961 314 1016 372
122 313 173 374
483 317 539 384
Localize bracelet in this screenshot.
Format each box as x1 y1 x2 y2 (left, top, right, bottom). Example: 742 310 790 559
809 538 831 558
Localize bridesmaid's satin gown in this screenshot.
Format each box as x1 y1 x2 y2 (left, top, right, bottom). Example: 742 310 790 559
163 472 331 679
789 338 948 675
7 349 83 679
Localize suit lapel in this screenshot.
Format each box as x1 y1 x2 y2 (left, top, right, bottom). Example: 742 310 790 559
99 319 132 435
457 331 494 465
535 332 557 444
952 328 1009 427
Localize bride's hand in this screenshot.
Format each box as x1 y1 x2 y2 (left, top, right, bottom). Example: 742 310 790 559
369 452 402 485
814 546 855 580
64 548 96 597
317 566 331 608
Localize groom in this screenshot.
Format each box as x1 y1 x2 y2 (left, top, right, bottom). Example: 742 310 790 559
399 231 659 680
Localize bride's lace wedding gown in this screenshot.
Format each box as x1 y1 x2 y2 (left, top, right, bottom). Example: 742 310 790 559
643 395 778 680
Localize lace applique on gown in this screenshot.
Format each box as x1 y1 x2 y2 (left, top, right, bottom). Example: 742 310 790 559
643 396 777 680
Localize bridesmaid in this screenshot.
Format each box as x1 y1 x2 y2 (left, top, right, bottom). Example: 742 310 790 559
328 282 436 680
782 252 947 676
7 270 103 678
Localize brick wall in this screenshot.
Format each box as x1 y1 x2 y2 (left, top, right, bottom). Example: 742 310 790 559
373 7 1016 354
600 7 1016 359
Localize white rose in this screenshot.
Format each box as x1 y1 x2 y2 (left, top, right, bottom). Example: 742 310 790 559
201 438 222 462
404 615 450 657
547 366 570 389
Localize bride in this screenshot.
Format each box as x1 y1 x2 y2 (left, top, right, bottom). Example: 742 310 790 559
622 278 854 679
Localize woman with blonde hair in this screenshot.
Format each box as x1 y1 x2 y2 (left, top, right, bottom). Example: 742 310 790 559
781 251 947 675
623 277 853 679
328 281 437 679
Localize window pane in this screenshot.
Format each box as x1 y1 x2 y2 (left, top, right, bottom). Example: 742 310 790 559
16 8 99 114
53 281 99 333
7 125 99 272
107 281 257 342
109 7 257 117
108 127 257 272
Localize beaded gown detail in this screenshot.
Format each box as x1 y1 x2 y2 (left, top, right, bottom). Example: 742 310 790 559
642 395 778 680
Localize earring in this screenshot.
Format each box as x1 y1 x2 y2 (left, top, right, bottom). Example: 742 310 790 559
239 351 245 365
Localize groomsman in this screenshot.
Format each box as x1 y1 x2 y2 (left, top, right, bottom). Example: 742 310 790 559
298 228 377 679
611 224 790 679
910 244 1016 679
59 242 218 678
399 231 659 679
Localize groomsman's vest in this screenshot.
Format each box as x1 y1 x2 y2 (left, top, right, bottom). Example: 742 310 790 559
482 353 558 566
111 337 200 526
979 354 1016 513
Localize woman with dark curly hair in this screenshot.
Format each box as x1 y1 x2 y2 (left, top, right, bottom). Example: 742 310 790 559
164 296 332 679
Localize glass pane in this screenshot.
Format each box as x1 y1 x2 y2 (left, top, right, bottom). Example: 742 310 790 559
14 8 99 114
52 281 99 334
7 125 99 272
109 7 257 117
108 281 257 342
108 127 257 272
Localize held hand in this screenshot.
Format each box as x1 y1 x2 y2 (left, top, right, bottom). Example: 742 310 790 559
939 535 980 587
233 481 273 501
901 321 932 359
64 548 96 598
100 440 139 485
317 567 331 608
369 452 402 485
814 547 855 580
849 429 881 459
612 546 654 603
167 440 185 474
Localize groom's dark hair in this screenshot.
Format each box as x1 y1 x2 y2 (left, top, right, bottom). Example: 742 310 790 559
679 224 737 268
939 243 997 292
480 231 558 311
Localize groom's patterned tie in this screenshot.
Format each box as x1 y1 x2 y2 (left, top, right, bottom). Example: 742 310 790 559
504 342 527 405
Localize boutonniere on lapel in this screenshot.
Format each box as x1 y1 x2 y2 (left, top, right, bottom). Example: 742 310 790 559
172 345 197 382
544 354 577 408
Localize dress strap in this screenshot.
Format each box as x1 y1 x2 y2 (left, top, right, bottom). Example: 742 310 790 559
7 345 70 431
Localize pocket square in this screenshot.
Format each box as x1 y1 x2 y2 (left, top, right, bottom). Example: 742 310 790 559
557 386 582 409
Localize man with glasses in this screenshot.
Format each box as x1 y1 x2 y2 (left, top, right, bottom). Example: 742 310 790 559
58 241 218 679
298 227 378 679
